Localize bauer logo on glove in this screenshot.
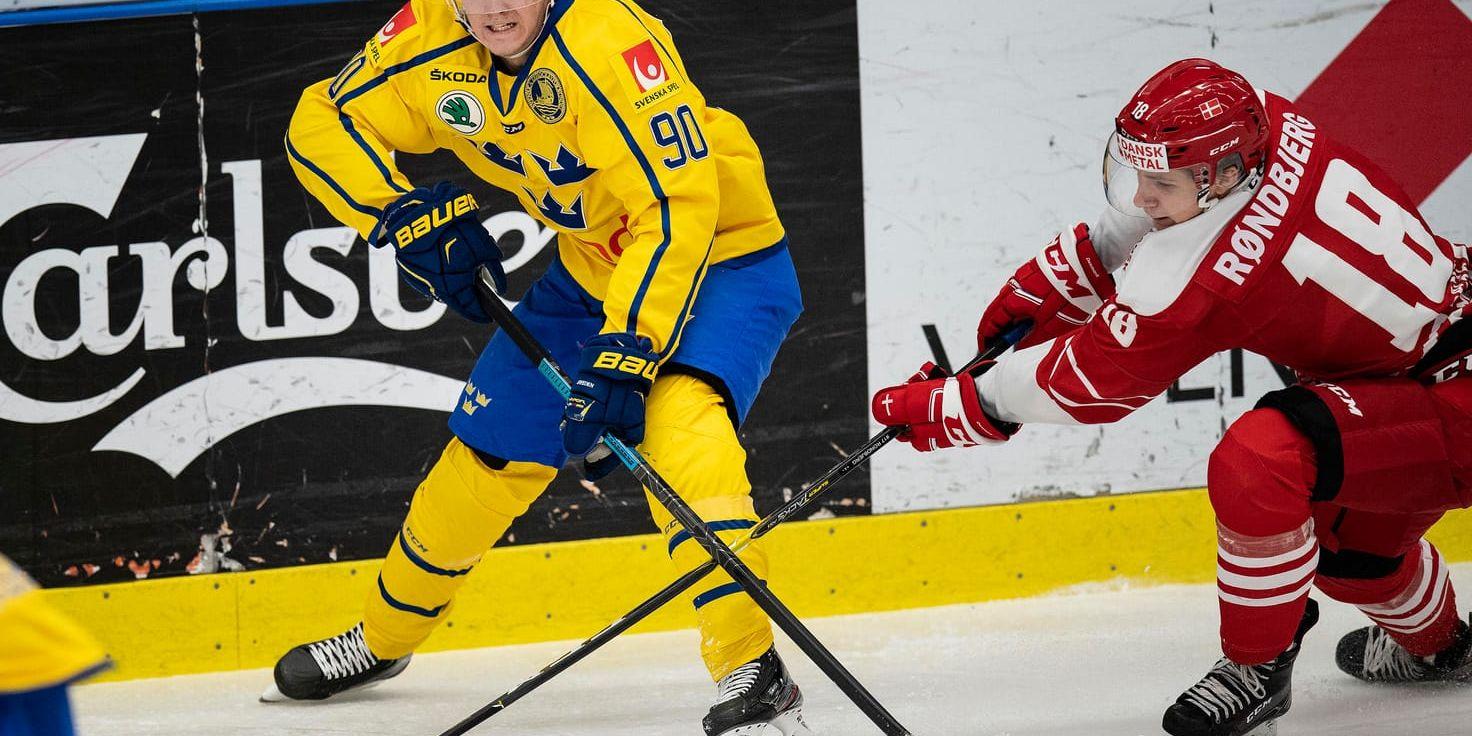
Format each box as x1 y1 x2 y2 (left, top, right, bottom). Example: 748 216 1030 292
391 191 478 249
376 181 508 323
592 351 659 379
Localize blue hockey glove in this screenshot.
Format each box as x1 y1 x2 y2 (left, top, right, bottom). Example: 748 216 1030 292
377 181 506 322
562 333 659 458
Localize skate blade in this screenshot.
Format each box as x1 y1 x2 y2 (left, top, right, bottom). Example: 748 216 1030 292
257 676 392 704
259 656 411 704
771 707 815 735
1244 720 1278 736
717 708 815 736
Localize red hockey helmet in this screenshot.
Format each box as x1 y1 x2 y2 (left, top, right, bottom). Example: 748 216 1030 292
1104 58 1269 215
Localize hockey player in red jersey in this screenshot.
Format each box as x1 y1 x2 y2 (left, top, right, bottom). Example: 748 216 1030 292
871 58 1472 736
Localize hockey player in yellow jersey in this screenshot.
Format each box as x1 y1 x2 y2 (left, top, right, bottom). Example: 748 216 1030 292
266 1 809 733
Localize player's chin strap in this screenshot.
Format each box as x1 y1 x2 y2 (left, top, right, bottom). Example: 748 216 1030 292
445 0 471 30
502 0 553 62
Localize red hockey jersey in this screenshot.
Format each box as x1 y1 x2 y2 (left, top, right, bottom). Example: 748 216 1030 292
980 92 1471 425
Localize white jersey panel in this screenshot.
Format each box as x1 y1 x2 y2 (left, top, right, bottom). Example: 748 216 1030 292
1115 190 1253 317
976 340 1070 425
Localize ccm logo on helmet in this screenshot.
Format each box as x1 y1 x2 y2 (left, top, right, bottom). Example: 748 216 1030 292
1212 113 1318 286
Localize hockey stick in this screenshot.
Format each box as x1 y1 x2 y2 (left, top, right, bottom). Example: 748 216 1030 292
442 319 1028 731
442 266 911 736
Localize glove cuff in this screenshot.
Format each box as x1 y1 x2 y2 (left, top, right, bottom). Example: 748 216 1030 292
1069 224 1116 301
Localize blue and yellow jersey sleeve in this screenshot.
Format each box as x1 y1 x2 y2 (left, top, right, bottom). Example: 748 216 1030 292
284 0 471 243
548 4 720 356
0 554 109 693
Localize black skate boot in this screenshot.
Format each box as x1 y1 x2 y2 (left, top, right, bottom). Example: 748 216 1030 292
702 647 812 736
259 622 411 702
1335 613 1472 683
1162 598 1319 736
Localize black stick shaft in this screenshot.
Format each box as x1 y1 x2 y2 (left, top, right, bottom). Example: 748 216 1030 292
442 269 913 736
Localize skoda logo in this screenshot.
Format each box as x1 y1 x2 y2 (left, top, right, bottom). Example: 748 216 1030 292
437 90 485 135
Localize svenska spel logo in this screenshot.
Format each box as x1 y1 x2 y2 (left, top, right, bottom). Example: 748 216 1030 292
621 40 667 93
376 2 417 46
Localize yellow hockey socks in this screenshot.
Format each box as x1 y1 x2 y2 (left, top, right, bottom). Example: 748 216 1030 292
643 374 775 680
364 438 554 659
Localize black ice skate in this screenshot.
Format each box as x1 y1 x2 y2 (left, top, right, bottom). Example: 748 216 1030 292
1162 598 1319 736
1335 613 1472 683
702 647 812 736
259 622 411 702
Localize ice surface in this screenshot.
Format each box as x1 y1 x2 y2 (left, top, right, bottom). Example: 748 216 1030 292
73 564 1472 735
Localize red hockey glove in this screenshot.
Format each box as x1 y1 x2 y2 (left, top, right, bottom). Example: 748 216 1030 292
871 362 1016 451
977 223 1114 351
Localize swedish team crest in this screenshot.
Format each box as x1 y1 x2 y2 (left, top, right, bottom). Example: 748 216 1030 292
437 90 485 135
524 68 567 124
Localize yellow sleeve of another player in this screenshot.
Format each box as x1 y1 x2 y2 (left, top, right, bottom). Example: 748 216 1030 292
0 554 109 693
552 21 719 358
285 0 461 242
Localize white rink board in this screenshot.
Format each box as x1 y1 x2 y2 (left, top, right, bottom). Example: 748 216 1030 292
858 0 1472 512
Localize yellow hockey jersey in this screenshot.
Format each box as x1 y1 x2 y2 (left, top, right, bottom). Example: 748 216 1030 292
286 0 787 355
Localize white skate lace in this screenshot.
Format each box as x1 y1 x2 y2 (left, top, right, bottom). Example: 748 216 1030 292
307 624 380 680
713 660 764 706
1181 658 1270 724
1362 627 1427 681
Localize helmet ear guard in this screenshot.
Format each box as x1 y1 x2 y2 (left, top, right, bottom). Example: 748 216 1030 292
1192 151 1262 210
